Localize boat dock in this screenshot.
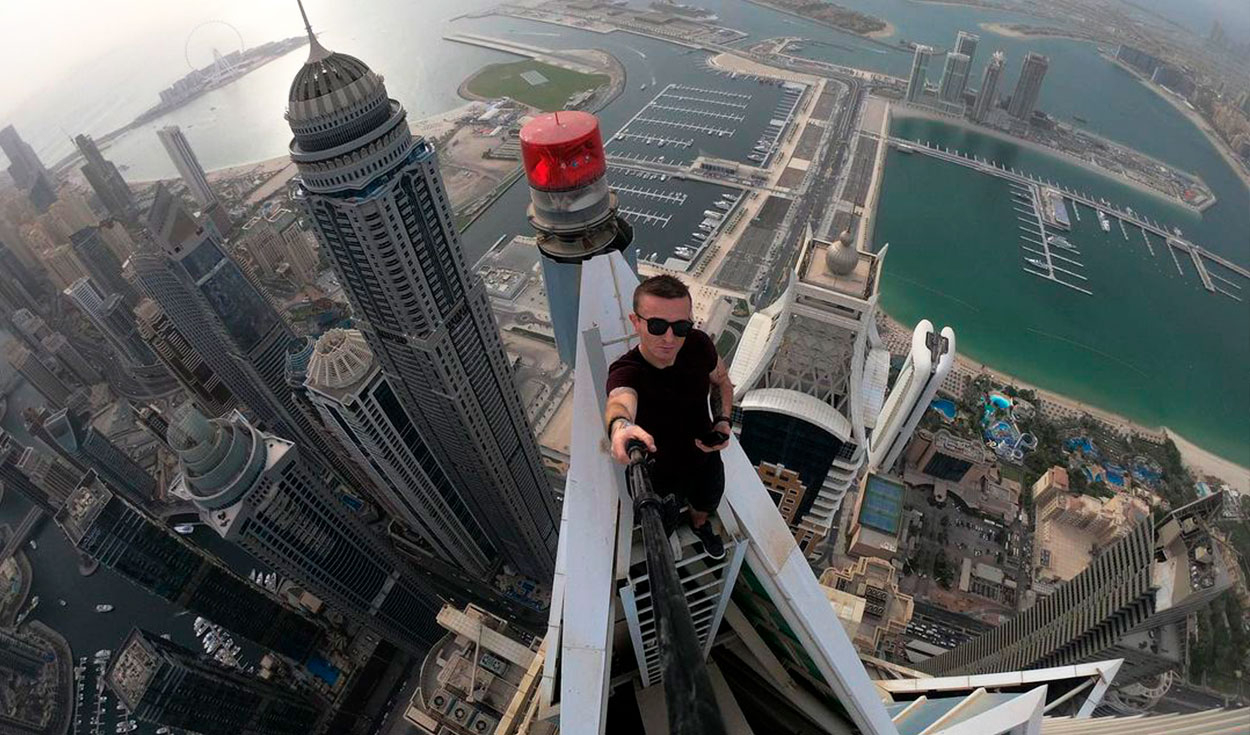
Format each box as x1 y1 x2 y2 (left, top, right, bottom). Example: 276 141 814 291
884 136 1249 300
1010 182 1092 295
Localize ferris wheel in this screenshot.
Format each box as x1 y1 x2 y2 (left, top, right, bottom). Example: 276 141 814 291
185 21 246 82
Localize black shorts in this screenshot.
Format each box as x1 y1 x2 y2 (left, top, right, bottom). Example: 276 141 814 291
648 453 725 514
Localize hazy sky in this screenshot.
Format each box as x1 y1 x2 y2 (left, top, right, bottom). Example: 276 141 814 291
0 0 305 120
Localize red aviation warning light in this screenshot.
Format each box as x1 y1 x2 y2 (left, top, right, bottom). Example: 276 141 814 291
520 111 631 264
520 111 606 192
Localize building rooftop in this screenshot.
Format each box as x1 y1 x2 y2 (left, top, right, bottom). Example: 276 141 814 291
306 329 375 394
859 473 905 535
798 233 880 300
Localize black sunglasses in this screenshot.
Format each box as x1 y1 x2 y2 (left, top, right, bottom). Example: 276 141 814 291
636 314 694 337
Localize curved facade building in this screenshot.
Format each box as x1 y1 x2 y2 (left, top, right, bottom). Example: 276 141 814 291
286 14 557 577
729 228 954 558
172 407 442 653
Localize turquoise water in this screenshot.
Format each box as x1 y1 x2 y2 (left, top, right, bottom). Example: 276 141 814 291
873 124 1250 465
931 398 957 419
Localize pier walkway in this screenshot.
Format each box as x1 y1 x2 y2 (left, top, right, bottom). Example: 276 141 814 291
882 137 1249 299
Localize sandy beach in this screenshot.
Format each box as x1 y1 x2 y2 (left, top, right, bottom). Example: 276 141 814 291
877 313 1248 492
866 19 897 40
978 22 1089 43
889 105 1197 210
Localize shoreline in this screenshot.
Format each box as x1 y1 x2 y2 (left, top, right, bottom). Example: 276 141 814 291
889 105 1197 211
878 314 1249 492
740 0 898 46
978 21 1092 44
1101 52 1250 194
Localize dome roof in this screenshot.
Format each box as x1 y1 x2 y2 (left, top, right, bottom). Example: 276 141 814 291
307 329 374 390
824 229 859 276
288 50 375 103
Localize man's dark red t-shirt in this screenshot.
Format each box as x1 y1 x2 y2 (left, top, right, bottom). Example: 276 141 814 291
605 328 718 475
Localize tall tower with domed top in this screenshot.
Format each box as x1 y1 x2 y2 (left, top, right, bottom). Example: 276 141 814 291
285 3 557 578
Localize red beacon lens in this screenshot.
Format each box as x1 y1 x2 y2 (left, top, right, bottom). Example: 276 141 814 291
519 111 607 192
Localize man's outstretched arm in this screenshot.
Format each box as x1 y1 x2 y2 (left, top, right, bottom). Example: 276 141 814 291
605 387 655 464
697 356 734 452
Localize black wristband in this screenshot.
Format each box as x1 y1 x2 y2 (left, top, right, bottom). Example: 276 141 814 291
712 415 731 426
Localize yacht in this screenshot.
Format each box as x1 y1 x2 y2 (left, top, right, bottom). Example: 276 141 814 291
27 540 36 550
1025 257 1048 269
173 524 195 535
95 604 114 613
1096 210 1111 232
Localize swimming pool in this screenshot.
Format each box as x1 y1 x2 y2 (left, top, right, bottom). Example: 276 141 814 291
930 398 957 421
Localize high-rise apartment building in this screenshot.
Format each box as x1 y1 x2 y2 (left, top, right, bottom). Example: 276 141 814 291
867 320 955 472
144 187 370 491
303 329 493 575
0 239 48 313
938 52 972 104
74 133 137 223
10 308 51 349
0 628 46 679
0 125 57 212
157 125 217 208
63 277 161 368
239 210 321 285
171 408 443 653
41 333 101 385
134 299 236 416
954 30 979 62
285 19 557 577
70 226 139 307
906 45 934 102
26 406 158 505
972 50 1005 123
106 629 322 735
0 430 78 512
1008 51 1049 121
3 340 72 408
41 244 90 290
56 471 323 661
920 494 1231 683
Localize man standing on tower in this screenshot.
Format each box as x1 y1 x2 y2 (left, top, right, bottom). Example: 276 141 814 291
604 275 732 560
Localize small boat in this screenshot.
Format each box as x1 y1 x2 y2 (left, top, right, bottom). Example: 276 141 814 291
640 84 648 90
96 604 114 613
58 599 66 606
160 633 172 640
94 650 111 659
28 540 36 550
173 524 195 534
1025 257 1047 269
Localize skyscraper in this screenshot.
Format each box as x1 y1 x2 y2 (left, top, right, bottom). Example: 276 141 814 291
303 329 493 575
157 125 217 208
1008 51 1049 121
3 340 72 408
74 133 137 223
0 430 77 512
56 471 323 661
62 277 161 368
70 226 139 307
0 125 57 212
143 188 370 491
919 494 1231 683
134 299 236 417
0 239 48 313
106 629 322 735
286 11 557 577
972 50 1006 123
170 407 443 653
728 229 949 559
906 45 934 102
954 30 979 62
938 51 972 104
26 406 158 506
41 332 101 385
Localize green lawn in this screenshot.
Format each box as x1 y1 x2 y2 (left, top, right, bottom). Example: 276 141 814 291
465 60 608 112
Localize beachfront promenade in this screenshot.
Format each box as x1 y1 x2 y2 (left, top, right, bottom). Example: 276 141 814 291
879 135 1249 299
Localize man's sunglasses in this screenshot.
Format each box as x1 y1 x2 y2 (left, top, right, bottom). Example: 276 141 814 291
636 314 694 337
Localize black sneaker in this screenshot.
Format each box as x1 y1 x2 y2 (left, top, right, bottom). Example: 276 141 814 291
692 521 725 561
